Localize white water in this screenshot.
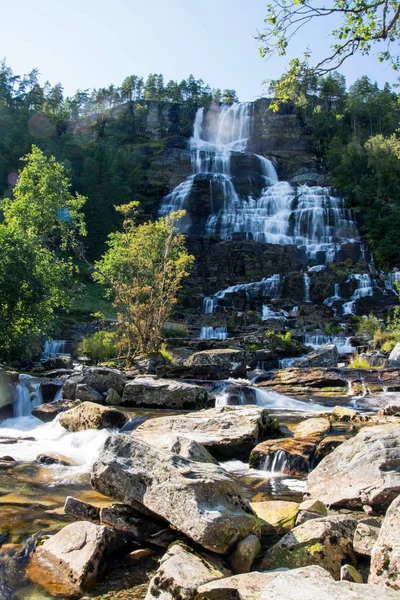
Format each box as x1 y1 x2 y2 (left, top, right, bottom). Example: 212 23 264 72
262 305 288 321
221 459 306 491
254 388 327 412
342 273 376 315
200 326 228 340
43 340 67 357
303 273 311 303
262 450 287 474
13 376 43 418
304 334 355 354
160 103 362 264
203 274 281 313
0 416 109 482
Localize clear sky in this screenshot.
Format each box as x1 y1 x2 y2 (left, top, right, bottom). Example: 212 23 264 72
1 0 397 101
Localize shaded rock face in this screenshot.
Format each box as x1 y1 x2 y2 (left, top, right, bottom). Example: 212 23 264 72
145 543 229 600
121 377 209 409
293 344 339 368
91 434 260 554
260 515 358 579
353 518 381 557
306 425 400 512
59 402 128 432
369 494 400 590
26 522 117 597
31 399 81 423
133 405 279 460
62 367 126 400
250 438 317 476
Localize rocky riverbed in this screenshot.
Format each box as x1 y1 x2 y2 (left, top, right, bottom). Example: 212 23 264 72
0 360 399 599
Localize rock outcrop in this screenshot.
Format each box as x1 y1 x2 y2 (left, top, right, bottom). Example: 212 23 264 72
62 367 126 400
293 344 339 368
59 401 128 432
91 434 260 554
121 377 209 409
369 494 400 590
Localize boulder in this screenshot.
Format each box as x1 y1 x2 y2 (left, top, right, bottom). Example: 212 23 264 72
332 405 360 421
353 518 381 557
314 435 347 463
26 522 118 597
121 377 209 409
185 349 246 379
163 435 218 464
293 344 339 368
249 438 317 475
292 417 331 439
145 543 229 600
230 534 261 574
59 401 128 432
75 383 105 404
258 566 400 600
369 494 400 589
250 501 299 534
64 496 100 523
258 367 348 397
36 453 76 467
105 388 121 406
306 425 400 512
197 571 283 600
99 503 162 545
62 367 126 399
31 399 81 423
295 499 328 526
134 405 279 460
91 434 261 554
260 515 358 579
388 343 400 367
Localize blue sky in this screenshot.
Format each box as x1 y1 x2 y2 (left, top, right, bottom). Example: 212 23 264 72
1 0 397 101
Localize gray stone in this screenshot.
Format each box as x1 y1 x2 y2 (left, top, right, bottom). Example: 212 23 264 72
230 534 261 575
59 401 128 432
26 522 118 597
369 494 400 590
165 436 218 464
105 388 121 405
91 434 260 554
100 503 162 545
64 496 100 523
185 348 246 378
306 425 400 512
293 344 339 368
121 377 209 409
75 383 105 404
62 366 126 399
31 399 81 423
133 405 278 461
353 518 381 557
388 343 400 367
145 543 229 600
260 515 358 579
197 570 285 600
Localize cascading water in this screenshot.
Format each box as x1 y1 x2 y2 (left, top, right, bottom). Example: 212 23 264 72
160 102 363 264
262 305 288 321
13 376 43 418
203 274 281 314
262 450 287 474
303 273 311 303
43 340 66 357
342 274 376 315
200 326 228 340
304 334 355 354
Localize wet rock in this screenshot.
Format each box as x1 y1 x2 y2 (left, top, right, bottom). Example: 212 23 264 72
353 518 381 557
26 521 118 597
341 564 364 583
105 388 121 406
260 515 358 579
99 504 162 545
121 377 209 409
59 401 128 432
64 496 100 523
91 434 260 554
306 425 400 512
258 565 400 600
185 348 247 379
250 501 299 534
292 416 331 439
369 494 400 589
62 366 126 399
32 399 81 423
230 534 261 574
75 383 105 404
249 437 317 475
36 453 76 466
40 380 63 402
145 543 229 600
134 405 279 460
293 344 339 368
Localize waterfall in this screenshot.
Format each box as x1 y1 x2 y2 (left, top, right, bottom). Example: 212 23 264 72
159 102 362 265
43 340 67 358
303 273 311 303
202 274 281 314
262 450 287 474
262 305 288 320
200 326 228 340
203 297 216 314
342 274 376 315
13 376 43 418
304 334 355 354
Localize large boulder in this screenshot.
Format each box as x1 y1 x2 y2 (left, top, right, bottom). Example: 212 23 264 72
292 344 339 368
353 518 381 557
260 515 358 579
121 377 209 409
26 522 118 597
75 383 105 404
306 425 400 512
62 367 126 400
145 543 229 600
59 401 128 432
31 399 81 423
185 349 247 378
249 438 317 475
162 435 218 464
250 501 299 534
369 494 400 590
292 417 331 439
258 565 400 600
197 570 283 600
91 434 261 554
133 405 279 460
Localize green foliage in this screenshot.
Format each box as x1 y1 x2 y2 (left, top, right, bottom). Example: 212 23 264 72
78 330 119 364
161 323 188 338
324 322 344 335
94 207 194 356
355 314 382 336
265 330 299 353
158 343 176 365
0 146 86 361
348 354 373 369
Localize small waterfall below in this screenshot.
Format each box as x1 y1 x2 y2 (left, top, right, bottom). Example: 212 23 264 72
13 376 43 418
304 334 355 354
262 305 288 321
43 340 67 358
202 274 281 314
262 450 287 474
342 274 376 315
303 273 311 303
200 326 228 340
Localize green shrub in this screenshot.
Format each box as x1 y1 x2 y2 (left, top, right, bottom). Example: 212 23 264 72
355 314 382 337
348 354 373 369
162 323 188 338
79 330 119 364
381 339 398 353
158 343 175 365
324 322 344 335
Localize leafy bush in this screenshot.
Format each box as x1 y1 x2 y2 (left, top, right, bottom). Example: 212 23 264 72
162 323 188 338
381 339 398 353
79 330 119 364
348 354 373 369
158 343 175 365
355 314 382 337
324 322 343 335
